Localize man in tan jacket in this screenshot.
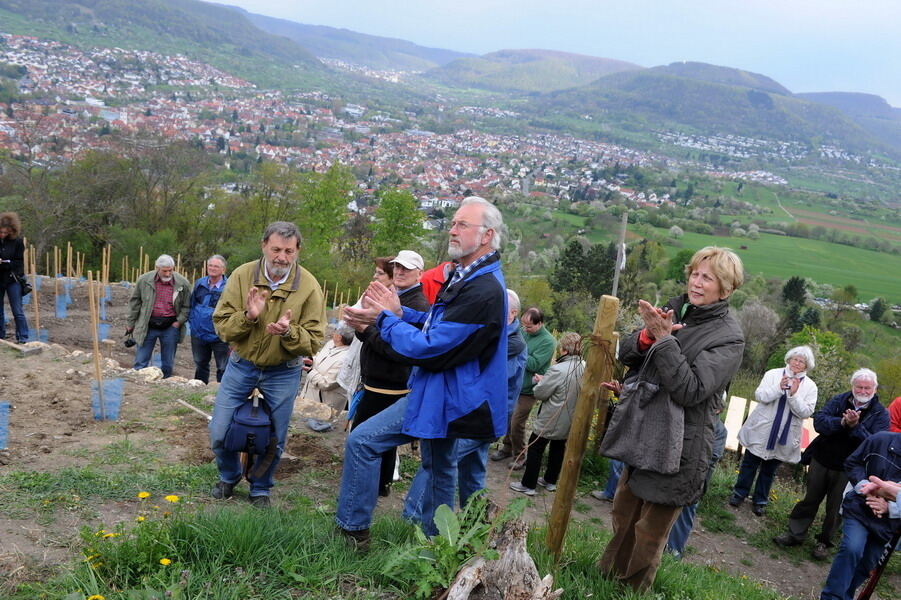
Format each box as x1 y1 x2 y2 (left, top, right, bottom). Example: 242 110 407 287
208 221 326 507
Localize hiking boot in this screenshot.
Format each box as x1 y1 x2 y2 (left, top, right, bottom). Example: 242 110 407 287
752 503 766 517
211 481 235 500
340 527 371 552
509 481 536 496
812 542 830 561
772 533 801 547
728 493 744 507
249 495 270 509
591 490 613 502
490 449 512 461
537 477 557 492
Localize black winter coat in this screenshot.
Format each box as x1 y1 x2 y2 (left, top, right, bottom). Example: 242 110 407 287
0 236 25 285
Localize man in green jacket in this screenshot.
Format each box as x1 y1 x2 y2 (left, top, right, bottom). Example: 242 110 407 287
491 306 556 469
208 221 326 507
126 254 191 379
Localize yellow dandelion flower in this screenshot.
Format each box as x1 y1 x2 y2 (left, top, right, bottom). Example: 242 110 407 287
87 595 106 600
95 529 107 537
159 558 172 566
83 554 100 562
137 491 151 499
136 516 145 522
102 533 119 539
164 495 180 503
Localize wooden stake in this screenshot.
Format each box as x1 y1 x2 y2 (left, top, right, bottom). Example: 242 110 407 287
176 253 181 274
31 249 41 334
22 237 29 275
546 294 619 560
87 271 106 420
67 241 73 278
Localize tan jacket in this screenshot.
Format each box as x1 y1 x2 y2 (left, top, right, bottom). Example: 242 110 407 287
213 259 325 366
300 340 350 411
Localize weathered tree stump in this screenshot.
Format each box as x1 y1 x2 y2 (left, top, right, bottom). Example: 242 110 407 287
445 517 562 600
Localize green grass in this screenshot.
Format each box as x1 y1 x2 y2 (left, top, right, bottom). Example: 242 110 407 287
659 229 901 302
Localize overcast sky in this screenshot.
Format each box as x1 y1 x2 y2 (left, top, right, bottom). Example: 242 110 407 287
218 0 900 106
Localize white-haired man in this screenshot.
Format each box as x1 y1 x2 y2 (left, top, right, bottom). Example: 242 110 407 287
339 197 508 549
126 254 192 378
774 368 889 560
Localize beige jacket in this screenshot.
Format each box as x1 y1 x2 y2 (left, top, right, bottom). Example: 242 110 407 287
300 339 350 411
213 259 325 366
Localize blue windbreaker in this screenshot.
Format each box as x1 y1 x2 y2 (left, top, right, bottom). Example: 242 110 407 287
188 275 227 343
375 253 508 439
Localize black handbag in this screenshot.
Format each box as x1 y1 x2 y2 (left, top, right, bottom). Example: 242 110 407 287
15 273 32 296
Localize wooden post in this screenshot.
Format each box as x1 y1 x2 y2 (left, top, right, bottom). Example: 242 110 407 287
593 332 620 452
22 237 29 275
176 253 181 274
546 294 619 560
611 211 628 298
31 247 40 334
67 242 73 278
138 247 144 276
87 271 106 420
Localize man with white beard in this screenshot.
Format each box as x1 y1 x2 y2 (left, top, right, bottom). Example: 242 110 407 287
207 222 326 507
773 368 889 560
126 254 192 378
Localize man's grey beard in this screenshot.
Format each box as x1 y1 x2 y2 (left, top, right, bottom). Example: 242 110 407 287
853 393 874 404
268 262 291 278
447 243 463 260
159 275 173 282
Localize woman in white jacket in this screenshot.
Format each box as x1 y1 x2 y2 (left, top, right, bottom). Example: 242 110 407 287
729 345 818 515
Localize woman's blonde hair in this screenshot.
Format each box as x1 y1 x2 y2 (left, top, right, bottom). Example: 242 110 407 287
684 246 744 298
559 331 582 356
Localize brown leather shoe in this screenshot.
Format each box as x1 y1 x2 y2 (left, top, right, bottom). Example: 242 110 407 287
811 542 830 561
340 527 371 552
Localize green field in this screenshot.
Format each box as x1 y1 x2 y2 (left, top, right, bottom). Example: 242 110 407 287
659 229 901 303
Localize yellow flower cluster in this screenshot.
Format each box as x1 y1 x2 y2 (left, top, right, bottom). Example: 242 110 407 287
160 558 172 566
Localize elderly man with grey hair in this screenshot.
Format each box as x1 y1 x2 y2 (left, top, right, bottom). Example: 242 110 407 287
126 254 192 378
774 368 889 560
189 255 230 384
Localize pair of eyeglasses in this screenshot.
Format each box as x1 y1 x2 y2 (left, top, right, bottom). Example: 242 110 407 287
450 220 486 231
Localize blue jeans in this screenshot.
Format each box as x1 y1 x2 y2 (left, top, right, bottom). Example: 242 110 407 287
604 459 624 498
208 352 302 497
191 336 230 383
336 396 413 532
820 516 886 600
0 279 29 343
402 437 491 524
134 325 179 378
732 450 781 506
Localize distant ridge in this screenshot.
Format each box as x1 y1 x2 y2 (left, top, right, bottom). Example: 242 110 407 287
423 48 643 93
797 91 901 151
222 4 472 70
652 61 790 95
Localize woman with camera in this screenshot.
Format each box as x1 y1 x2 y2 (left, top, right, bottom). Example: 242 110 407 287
0 211 30 344
729 345 818 516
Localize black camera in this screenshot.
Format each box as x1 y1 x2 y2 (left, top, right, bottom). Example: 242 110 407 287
123 336 136 348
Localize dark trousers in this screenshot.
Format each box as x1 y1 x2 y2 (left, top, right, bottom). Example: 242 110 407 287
351 388 404 493
732 450 782 506
786 457 847 546
500 393 537 458
598 468 682 592
191 336 230 384
520 432 566 489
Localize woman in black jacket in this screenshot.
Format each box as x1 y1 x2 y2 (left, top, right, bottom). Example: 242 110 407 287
0 212 29 344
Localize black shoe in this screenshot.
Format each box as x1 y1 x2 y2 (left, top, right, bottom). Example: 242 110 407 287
211 481 235 499
340 527 370 552
811 542 830 561
752 503 766 517
727 493 744 507
773 533 801 547
249 495 270 509
378 484 391 498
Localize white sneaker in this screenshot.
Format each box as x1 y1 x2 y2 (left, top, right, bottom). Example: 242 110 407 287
537 477 557 491
509 481 536 496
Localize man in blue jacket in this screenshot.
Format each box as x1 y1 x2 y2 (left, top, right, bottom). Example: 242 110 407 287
819 431 901 600
188 255 229 384
339 197 508 548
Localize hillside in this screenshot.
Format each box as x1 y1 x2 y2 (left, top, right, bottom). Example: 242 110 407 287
652 61 790 95
423 48 642 93
0 0 333 89
537 68 896 155
223 5 471 71
797 92 901 151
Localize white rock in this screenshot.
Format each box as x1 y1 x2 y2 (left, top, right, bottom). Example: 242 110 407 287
293 396 333 420
71 350 85 358
136 367 164 382
186 379 206 388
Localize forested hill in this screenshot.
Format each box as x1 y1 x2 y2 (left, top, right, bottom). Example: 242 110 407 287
223 5 472 71
0 0 333 89
651 61 791 95
536 67 898 156
423 49 642 93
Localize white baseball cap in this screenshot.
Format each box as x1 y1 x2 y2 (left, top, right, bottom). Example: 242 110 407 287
390 250 425 270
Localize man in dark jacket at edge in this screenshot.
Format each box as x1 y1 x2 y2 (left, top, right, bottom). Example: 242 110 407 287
338 197 508 549
774 368 889 560
819 430 900 600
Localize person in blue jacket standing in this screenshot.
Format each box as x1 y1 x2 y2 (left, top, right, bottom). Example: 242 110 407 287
339 197 508 549
189 255 229 383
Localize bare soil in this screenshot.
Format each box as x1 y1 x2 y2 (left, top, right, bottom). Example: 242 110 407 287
0 279 896 599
